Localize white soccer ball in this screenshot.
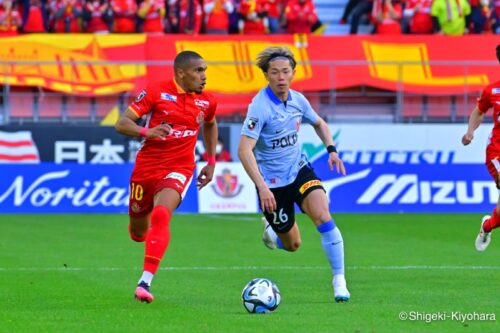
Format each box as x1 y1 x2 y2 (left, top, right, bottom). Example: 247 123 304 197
241 278 281 313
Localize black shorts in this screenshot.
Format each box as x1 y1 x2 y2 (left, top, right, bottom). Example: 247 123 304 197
259 165 325 233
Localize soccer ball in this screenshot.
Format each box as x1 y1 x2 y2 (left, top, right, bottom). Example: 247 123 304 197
241 278 281 313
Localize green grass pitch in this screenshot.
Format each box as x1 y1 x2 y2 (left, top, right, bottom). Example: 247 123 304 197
1 213 499 333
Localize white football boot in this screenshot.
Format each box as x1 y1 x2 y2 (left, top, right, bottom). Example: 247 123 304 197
261 217 276 250
333 275 350 303
475 215 492 252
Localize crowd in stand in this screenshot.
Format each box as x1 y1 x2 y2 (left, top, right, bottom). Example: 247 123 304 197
0 0 322 34
341 0 500 34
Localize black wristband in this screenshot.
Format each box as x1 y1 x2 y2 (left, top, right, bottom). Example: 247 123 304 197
326 145 337 154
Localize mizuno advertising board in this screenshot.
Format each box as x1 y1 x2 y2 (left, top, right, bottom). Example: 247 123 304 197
0 124 496 213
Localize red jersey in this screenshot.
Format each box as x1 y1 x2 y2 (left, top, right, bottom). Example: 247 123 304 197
284 0 317 34
111 0 137 32
405 0 433 34
130 79 217 180
478 80 500 150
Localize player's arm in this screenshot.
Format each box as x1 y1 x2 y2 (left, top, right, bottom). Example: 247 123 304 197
197 119 218 190
238 135 276 212
312 117 346 176
462 106 484 146
115 107 170 139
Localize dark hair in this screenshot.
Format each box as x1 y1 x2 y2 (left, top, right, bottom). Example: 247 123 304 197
256 47 297 73
497 44 500 64
174 51 203 70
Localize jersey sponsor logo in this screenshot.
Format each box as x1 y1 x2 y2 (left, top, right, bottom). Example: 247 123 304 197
271 133 298 149
169 128 198 138
135 90 146 102
160 93 177 102
211 168 243 198
247 117 258 130
299 179 322 194
492 88 500 94
194 99 209 109
165 172 187 184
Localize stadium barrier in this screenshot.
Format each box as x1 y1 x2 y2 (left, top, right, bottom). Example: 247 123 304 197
0 124 495 214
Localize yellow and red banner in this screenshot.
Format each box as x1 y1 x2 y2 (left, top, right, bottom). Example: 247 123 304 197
0 34 498 115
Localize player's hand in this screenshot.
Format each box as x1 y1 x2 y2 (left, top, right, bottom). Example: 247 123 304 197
147 123 172 140
461 132 473 146
197 164 215 189
327 152 346 176
257 185 276 213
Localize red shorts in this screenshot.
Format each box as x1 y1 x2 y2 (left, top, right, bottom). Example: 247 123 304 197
485 147 500 182
128 167 193 217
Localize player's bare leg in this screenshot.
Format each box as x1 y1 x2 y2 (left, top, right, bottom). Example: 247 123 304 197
128 214 150 243
261 218 301 251
301 189 350 302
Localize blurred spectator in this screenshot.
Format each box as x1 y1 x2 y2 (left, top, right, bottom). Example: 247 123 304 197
0 0 22 33
202 136 232 162
204 0 234 33
431 0 471 35
262 0 281 33
468 0 489 33
284 0 318 34
227 0 240 33
340 0 360 24
492 0 500 33
111 0 137 32
20 0 48 32
349 0 373 34
172 0 203 34
83 0 112 33
52 0 84 33
238 0 269 34
137 0 165 33
403 0 433 33
372 0 402 34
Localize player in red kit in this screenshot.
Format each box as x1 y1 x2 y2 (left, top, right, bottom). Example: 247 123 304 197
115 51 218 303
462 44 500 252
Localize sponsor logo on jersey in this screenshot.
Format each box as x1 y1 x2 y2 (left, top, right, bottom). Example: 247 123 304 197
247 118 258 130
299 179 322 194
160 93 177 101
165 172 187 184
194 99 209 109
492 88 500 94
271 133 298 149
135 90 146 102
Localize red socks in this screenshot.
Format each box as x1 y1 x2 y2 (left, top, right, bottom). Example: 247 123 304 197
143 206 172 274
483 208 500 233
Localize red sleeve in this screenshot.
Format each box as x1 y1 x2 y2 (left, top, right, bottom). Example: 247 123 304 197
477 86 492 114
204 94 217 123
130 85 156 117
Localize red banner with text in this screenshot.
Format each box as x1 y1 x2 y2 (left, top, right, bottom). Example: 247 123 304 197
1 34 498 114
